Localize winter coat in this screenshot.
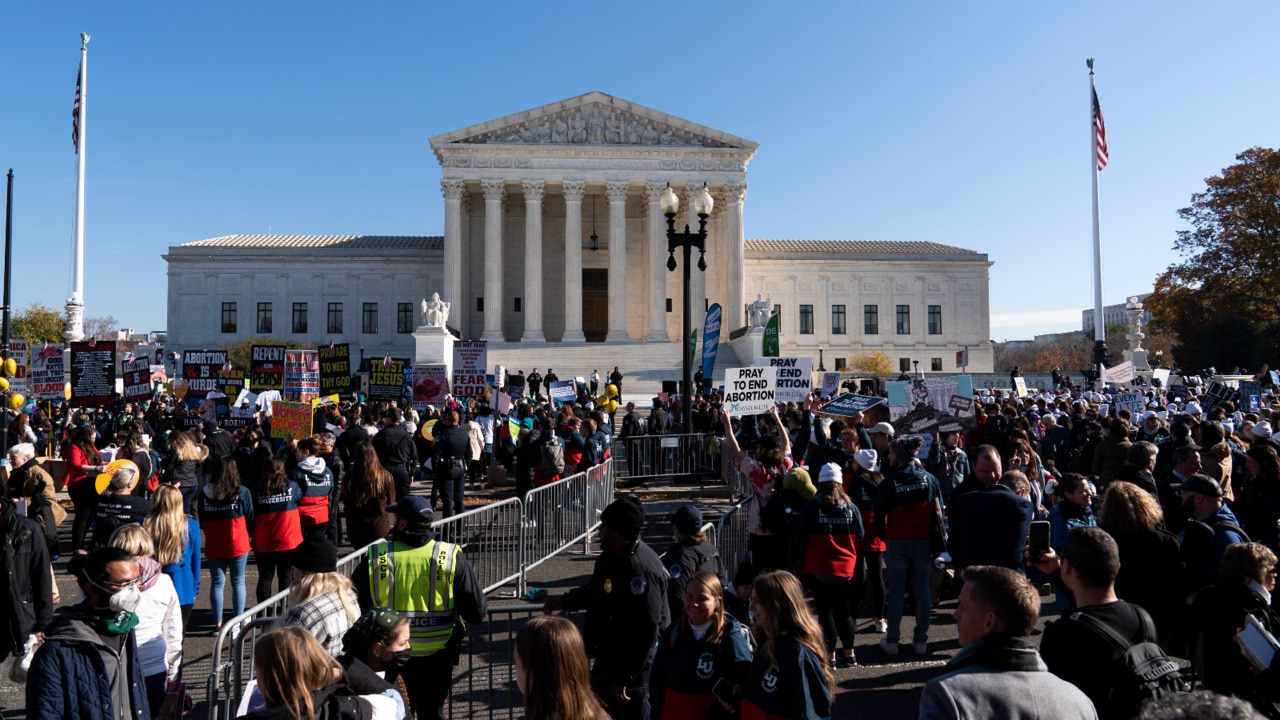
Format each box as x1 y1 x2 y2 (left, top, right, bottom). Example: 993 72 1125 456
196 483 254 560
26 608 152 720
793 496 862 579
161 517 202 606
133 556 183 680
8 457 66 525
1191 577 1280 713
739 637 830 720
650 615 753 720
1047 500 1096 551
0 501 54 657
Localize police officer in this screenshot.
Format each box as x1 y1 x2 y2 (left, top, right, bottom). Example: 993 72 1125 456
544 496 669 720
660 505 721 622
432 409 469 518
352 496 486 720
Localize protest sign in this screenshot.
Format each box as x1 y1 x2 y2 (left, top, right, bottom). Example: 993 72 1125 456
1271 370 1280 387
71 341 116 406
723 366 776 415
763 313 780 357
820 392 886 418
5 340 27 395
495 391 512 415
250 345 286 391
368 358 409 401
887 374 977 431
903 433 934 462
1099 403 1111 418
311 394 340 409
1201 381 1239 413
702 303 722 380
1151 368 1171 387
821 372 841 399
1238 380 1262 404
548 380 577 404
232 389 258 416
411 365 449 410
182 350 228 400
220 368 246 398
284 350 320 401
1013 377 1027 398
31 343 65 400
968 373 1055 391
452 341 488 399
122 358 151 401
1102 361 1136 384
494 365 506 392
1114 391 1146 416
270 401 313 440
767 357 813 403
318 344 351 396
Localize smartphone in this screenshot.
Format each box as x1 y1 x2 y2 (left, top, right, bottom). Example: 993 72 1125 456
712 677 737 705
1029 520 1051 559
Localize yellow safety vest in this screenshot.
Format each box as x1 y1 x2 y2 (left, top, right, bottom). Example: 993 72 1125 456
368 539 460 656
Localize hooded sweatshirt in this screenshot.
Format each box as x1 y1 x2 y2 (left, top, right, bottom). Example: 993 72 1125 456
196 484 254 559
133 556 183 680
28 606 149 720
291 456 333 528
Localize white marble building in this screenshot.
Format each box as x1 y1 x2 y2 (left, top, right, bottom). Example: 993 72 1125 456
165 92 994 375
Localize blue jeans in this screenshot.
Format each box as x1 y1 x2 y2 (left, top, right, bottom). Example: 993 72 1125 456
207 553 248 625
885 538 932 644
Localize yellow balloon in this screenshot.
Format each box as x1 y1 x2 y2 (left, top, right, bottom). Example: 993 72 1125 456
605 384 618 398
173 379 188 399
606 399 618 413
3 358 16 377
8 393 24 410
0 377 10 393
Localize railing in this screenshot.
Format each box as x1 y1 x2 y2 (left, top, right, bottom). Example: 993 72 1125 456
716 494 754 583
430 496 524 595
615 432 724 487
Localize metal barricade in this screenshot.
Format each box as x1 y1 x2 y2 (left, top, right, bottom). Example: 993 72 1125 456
445 603 556 719
715 494 754 583
521 458 614 573
616 432 721 484
429 496 524 595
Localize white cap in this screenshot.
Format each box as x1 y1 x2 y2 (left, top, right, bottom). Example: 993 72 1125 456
854 449 879 472
1185 401 1203 416
870 422 895 436
1254 420 1273 438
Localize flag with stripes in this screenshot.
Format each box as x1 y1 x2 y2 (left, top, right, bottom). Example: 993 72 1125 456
1093 87 1108 171
72 64 82 153
382 352 393 368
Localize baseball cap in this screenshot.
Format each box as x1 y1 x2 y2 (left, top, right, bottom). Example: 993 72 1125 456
387 495 434 526
870 422 895 436
667 505 703 536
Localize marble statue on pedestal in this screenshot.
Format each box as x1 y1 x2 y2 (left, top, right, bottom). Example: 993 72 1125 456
421 293 450 329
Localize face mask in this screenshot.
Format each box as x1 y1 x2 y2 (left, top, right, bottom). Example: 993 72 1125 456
85 583 143 635
386 648 412 670
95 582 142 615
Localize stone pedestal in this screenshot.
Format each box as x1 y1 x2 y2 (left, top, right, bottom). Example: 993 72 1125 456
414 326 455 376
729 327 766 367
1124 348 1150 371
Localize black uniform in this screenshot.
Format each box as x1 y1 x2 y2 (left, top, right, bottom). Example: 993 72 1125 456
528 372 543 399
433 425 470 518
563 538 669 720
659 540 721 622
373 423 418 501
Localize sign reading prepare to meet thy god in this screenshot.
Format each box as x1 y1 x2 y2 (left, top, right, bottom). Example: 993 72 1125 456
723 366 777 415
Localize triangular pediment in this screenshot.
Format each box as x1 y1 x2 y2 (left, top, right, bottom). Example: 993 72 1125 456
429 91 758 151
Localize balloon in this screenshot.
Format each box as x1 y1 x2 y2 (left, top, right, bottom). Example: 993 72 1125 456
7 393 23 410
606 399 618 413
605 384 618 399
95 459 140 494
420 418 438 441
0 377 10 392
173 379 188 399
2 358 15 377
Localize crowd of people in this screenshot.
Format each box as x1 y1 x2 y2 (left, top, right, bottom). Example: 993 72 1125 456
6 367 1280 719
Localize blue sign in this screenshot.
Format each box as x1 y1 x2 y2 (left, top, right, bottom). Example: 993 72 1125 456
548 380 577 404
820 392 886 418
701 303 722 381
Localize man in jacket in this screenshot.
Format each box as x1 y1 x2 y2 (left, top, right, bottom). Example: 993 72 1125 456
0 495 54 700
432 409 469 517
545 496 669 720
352 496 486 720
1179 474 1248 591
1112 441 1159 498
27 547 151 720
948 447 1034 574
618 402 645 480
925 430 970 505
373 407 418 501
202 418 235 459
919 565 1097 719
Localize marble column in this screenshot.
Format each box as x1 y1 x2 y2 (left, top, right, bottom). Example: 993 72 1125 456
606 180 630 342
481 179 506 342
562 180 586 343
684 182 707 329
645 182 669 342
441 179 465 318
725 182 748 330
521 180 546 343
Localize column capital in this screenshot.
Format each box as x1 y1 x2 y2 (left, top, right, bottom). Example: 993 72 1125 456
562 179 586 202
725 182 748 204
522 180 546 202
644 182 667 204
481 179 506 201
440 178 466 200
606 180 630 202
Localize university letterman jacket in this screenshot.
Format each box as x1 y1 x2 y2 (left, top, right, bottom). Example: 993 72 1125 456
291 457 334 529
740 638 831 720
649 616 753 720
196 484 254 559
251 482 303 553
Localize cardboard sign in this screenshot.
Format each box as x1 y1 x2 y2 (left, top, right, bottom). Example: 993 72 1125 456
369 358 409 401
284 350 320 401
71 341 117 407
1013 376 1028 398
451 341 488 399
250 345 287 391
948 395 974 414
968 373 1055 391
1151 368 1171 387
270 400 313 440
5 340 27 395
496 391 512 415
232 389 258 418
411 365 449 410
821 372 841 399
1202 381 1240 413
122 358 152 401
1102 361 1136 384
182 349 228 399
723 367 777 415
548 380 577 404
767 357 813 403
318 344 351 396
821 392 886 418
887 375 977 422
31 343 65 400
1114 391 1146 416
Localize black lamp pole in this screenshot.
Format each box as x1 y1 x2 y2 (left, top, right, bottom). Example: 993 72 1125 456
663 184 710 433
2 171 13 458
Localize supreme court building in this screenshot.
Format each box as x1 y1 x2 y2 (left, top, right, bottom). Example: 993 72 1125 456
165 92 994 375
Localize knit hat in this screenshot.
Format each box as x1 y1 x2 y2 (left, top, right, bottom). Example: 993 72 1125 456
1254 420 1273 439
291 534 338 574
1185 401 1203 417
854 449 879 472
783 467 816 501
889 436 924 465
601 496 645 541
344 608 405 650
818 462 843 485
667 505 703 536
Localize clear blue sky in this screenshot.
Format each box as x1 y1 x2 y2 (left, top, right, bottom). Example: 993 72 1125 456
3 2 1277 341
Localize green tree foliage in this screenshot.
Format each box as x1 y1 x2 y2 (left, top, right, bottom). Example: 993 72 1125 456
11 302 67 344
1179 316 1256 374
1147 147 1280 362
219 336 314 369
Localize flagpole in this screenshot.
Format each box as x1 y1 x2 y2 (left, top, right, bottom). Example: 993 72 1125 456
1088 58 1106 389
65 32 89 343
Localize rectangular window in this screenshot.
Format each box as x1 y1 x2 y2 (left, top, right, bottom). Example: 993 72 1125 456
292 302 308 334
835 357 846 371
514 297 522 312
931 357 942 372
362 303 378 334
256 302 272 334
896 305 911 335
928 305 942 335
477 297 484 312
221 302 237 333
397 303 413 334
864 305 878 335
831 305 846 335
900 357 911 372
327 302 343 334
799 305 814 334
666 298 672 313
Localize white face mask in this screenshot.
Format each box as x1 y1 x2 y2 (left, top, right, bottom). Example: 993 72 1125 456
93 582 142 614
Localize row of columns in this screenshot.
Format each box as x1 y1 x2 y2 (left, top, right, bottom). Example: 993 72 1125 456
440 178 747 342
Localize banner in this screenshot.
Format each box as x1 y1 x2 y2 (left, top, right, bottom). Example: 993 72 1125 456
270 400 313 440
723 366 777 415
820 392 886 417
688 329 698 369
250 345 286 391
5 340 27 395
452 340 488 399
767 356 813 403
1102 361 1136 384
284 350 320 401
886 374 977 431
122 358 151 401
762 312 780 357
182 350 228 400
369 357 409 400
821 372 842 399
701 303 721 381
318 343 352 396
31 343 65 400
411 365 449 410
71 341 116 407
548 379 577 404
1113 391 1146 416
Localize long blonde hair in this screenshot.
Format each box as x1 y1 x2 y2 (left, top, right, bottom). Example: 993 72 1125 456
752 570 835 699
254 627 341 720
685 571 727 644
288 571 359 624
109 523 155 558
144 485 190 566
170 431 208 463
516 616 609 720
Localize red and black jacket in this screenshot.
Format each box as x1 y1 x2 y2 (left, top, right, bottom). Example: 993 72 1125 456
793 497 862 578
196 484 254 559
649 616 753 720
740 638 831 720
291 457 334 529
873 462 941 542
251 482 303 553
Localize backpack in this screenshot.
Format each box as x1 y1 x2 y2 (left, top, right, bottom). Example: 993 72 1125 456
1070 607 1189 716
541 434 566 476
757 467 794 535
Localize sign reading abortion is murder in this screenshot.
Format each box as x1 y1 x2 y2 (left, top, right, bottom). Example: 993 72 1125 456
723 366 777 415
767 356 813 403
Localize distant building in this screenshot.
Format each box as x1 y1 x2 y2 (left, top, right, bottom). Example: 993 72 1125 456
1082 293 1153 334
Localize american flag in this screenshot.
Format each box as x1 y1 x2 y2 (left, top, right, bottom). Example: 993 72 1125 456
72 65 82 153
1093 87 1108 171
382 352 393 368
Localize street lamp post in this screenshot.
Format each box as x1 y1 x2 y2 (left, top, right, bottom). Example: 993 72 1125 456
661 184 713 433
818 346 826 372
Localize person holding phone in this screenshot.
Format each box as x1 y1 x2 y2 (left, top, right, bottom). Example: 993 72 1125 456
649 571 753 719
